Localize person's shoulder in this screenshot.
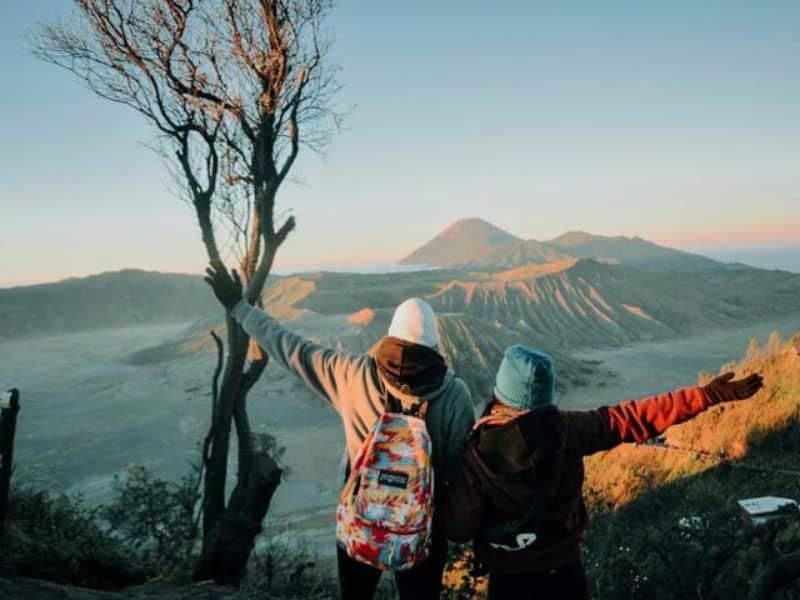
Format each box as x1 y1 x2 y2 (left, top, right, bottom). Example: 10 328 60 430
443 375 486 420
551 406 580 428
427 373 469 406
448 373 473 401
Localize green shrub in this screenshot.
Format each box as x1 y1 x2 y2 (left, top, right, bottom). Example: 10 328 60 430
0 487 126 588
103 463 201 579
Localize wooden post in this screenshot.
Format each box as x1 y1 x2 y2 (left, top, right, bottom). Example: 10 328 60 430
0 388 20 534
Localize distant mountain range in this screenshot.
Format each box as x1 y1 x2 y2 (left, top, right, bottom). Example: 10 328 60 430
0 270 219 339
401 218 724 272
232 259 800 395
3 222 798 398
278 260 799 349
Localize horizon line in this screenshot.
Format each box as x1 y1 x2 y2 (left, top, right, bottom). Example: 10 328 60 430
3 243 799 289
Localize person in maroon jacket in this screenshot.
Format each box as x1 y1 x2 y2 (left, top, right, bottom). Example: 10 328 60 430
442 344 764 600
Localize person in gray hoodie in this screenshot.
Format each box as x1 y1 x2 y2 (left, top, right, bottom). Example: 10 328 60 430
204 261 476 599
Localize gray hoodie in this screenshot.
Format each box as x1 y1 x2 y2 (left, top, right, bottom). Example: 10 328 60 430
231 300 476 487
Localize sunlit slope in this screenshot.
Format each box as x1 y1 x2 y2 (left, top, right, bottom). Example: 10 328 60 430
584 332 800 507
276 260 800 344
264 259 800 356
427 259 800 348
284 269 453 314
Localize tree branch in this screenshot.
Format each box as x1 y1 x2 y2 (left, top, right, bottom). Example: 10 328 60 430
276 68 307 187
245 215 295 304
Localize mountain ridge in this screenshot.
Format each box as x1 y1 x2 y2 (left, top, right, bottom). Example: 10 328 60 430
401 218 524 267
245 259 800 396
401 218 725 272
0 269 220 339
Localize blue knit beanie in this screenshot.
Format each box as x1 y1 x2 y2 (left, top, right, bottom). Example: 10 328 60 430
493 345 556 409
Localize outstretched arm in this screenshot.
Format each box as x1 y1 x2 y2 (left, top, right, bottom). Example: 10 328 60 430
204 262 366 410
562 372 763 456
233 301 368 408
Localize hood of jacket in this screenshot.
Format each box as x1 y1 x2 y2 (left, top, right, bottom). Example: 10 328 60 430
475 405 564 480
374 336 449 399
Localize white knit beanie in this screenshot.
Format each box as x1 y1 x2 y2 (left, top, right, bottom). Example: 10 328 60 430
388 298 441 349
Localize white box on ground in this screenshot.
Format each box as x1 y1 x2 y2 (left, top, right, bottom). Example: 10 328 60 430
738 497 799 526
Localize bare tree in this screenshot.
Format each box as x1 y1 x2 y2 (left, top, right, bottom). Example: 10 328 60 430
34 0 341 585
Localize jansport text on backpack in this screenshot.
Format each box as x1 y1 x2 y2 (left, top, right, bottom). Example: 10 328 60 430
336 407 435 571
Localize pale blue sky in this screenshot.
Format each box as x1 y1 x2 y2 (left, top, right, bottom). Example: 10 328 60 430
1 1 799 286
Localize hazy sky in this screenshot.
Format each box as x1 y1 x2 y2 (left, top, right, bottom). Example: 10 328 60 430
2 1 799 286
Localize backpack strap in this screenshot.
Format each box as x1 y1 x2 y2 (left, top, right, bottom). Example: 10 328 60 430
414 399 430 419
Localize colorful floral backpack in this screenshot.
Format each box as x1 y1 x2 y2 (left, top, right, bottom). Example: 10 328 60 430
336 396 434 571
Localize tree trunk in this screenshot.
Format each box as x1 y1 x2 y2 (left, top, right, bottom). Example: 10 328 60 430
193 451 282 585
194 320 281 586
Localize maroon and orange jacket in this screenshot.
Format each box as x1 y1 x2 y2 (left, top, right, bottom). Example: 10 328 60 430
441 386 715 574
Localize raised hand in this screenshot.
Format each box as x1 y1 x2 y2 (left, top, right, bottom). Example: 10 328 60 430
703 372 764 404
204 260 244 310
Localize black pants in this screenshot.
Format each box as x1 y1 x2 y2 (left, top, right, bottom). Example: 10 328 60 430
336 532 448 600
488 561 589 600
